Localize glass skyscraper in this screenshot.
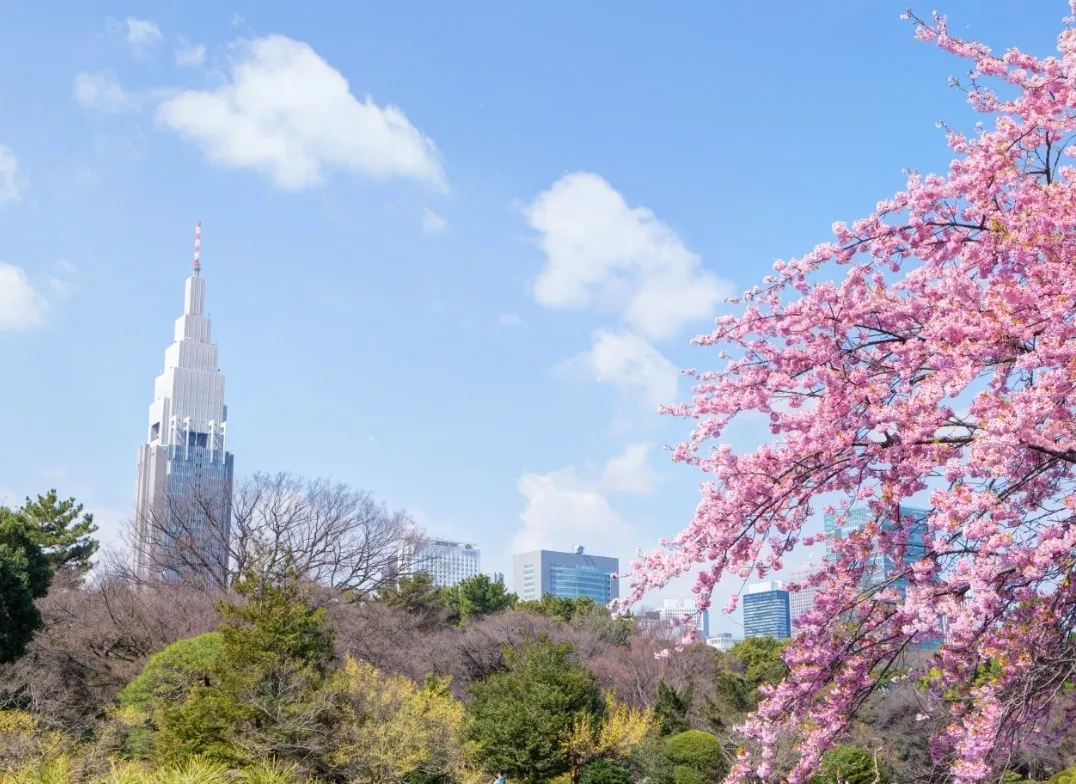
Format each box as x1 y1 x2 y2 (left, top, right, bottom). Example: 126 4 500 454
513 547 619 604
823 505 929 592
133 224 234 587
743 580 792 640
823 505 941 649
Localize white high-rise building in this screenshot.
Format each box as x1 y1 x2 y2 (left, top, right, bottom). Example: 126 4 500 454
789 556 824 629
133 223 234 587
706 632 739 652
660 598 710 638
397 534 481 588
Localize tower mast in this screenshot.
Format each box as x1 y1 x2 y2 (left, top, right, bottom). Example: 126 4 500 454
192 221 202 276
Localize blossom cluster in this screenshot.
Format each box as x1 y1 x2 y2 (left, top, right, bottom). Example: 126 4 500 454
628 6 1076 782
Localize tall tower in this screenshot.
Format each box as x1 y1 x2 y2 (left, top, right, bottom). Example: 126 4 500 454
132 223 234 587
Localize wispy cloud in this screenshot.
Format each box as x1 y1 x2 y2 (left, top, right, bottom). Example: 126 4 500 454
125 17 162 51
174 40 206 68
73 71 139 113
0 145 22 204
421 207 447 234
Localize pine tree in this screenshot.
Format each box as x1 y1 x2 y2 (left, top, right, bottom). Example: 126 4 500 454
18 490 99 577
653 680 692 737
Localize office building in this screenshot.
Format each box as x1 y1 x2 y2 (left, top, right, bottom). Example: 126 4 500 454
133 223 234 586
513 547 619 604
743 580 791 640
706 632 739 652
660 598 710 638
789 556 825 629
824 505 942 649
823 506 929 593
397 534 481 588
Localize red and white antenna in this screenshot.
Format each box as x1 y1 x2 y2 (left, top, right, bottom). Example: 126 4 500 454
192 221 202 276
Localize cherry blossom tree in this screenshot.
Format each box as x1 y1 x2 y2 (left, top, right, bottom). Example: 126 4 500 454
623 7 1076 783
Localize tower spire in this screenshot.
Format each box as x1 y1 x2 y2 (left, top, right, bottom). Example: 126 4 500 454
192 221 202 276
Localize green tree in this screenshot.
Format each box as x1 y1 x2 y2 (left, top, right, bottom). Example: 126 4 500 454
652 680 692 737
663 730 726 784
446 574 516 623
731 637 790 688
119 633 225 715
628 733 674 784
379 572 452 625
17 490 98 577
578 759 633 784
703 667 754 732
807 746 890 784
155 569 336 767
114 632 225 759
518 594 602 622
0 511 52 663
466 636 604 784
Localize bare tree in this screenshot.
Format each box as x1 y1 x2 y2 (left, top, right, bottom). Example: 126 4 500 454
123 472 413 595
0 570 218 730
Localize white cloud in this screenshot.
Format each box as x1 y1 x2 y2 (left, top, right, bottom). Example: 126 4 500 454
498 313 525 327
602 443 658 495
126 17 162 50
567 329 679 409
175 40 206 68
0 145 21 204
74 71 138 113
0 263 47 330
421 207 447 234
526 172 731 341
156 35 445 191
513 444 657 559
515 470 627 555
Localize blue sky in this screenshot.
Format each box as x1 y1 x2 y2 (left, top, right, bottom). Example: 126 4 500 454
0 1 1066 634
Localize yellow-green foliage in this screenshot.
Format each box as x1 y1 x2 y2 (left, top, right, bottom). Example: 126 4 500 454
0 710 72 778
561 693 653 776
329 656 472 784
5 756 311 784
1047 767 1076 784
4 754 74 784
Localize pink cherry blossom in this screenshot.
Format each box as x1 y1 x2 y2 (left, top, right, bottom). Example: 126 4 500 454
626 6 1076 782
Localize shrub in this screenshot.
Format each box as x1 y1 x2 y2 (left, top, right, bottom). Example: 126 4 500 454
664 730 726 784
578 759 633 784
664 730 723 771
808 746 890 784
117 633 224 715
1047 767 1076 784
466 636 604 784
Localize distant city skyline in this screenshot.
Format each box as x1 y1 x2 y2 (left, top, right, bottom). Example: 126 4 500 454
0 0 1027 634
